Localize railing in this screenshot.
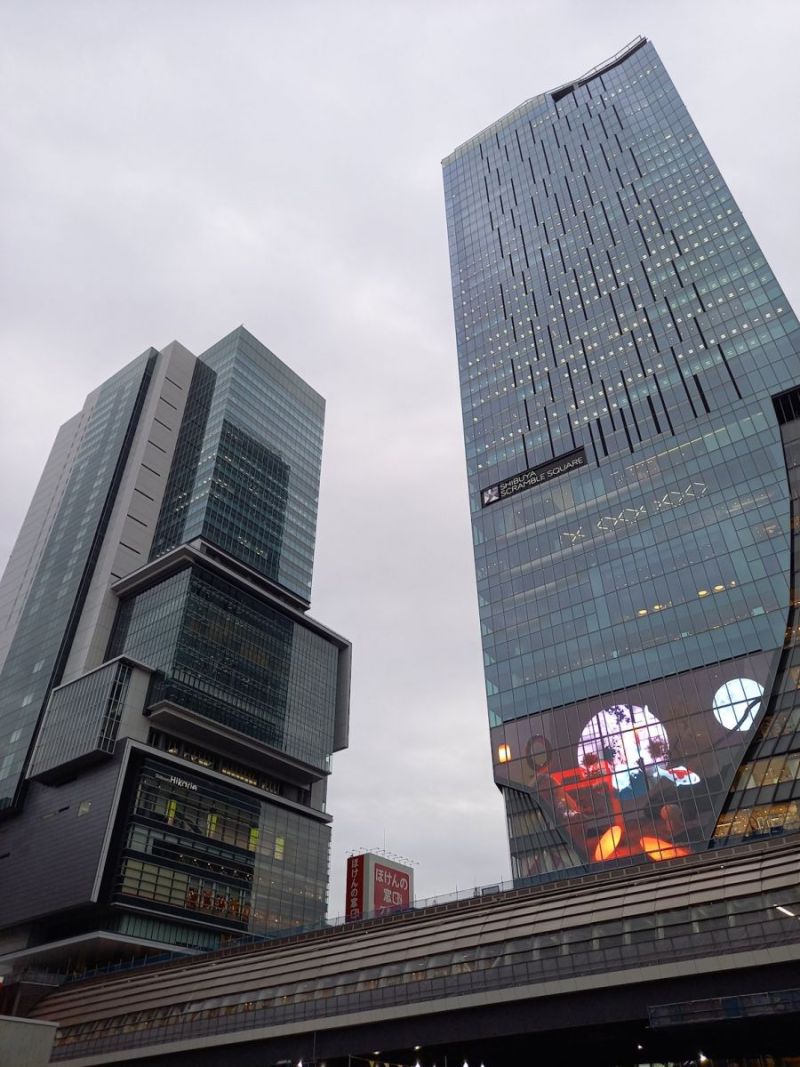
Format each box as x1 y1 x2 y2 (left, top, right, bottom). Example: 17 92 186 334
58 832 798 985
61 876 517 984
650 987 800 1028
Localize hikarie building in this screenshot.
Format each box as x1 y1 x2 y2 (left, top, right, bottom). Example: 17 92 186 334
0 327 350 988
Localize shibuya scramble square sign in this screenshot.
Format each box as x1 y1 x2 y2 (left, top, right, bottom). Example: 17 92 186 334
481 447 587 507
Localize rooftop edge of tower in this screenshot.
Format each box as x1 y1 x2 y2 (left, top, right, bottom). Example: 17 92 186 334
441 34 648 167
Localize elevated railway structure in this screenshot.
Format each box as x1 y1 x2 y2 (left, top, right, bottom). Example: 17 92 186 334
27 838 800 1066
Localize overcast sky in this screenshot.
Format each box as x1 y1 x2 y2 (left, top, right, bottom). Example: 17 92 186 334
2 1 799 916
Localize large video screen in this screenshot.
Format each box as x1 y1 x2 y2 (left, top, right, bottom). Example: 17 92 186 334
491 651 776 873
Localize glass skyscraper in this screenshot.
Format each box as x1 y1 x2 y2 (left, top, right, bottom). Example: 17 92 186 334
443 38 800 882
0 327 350 980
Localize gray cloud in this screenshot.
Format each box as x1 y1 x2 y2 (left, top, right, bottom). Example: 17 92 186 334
1 0 798 914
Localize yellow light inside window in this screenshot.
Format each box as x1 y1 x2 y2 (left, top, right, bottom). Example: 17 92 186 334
497 743 511 764
698 589 709 597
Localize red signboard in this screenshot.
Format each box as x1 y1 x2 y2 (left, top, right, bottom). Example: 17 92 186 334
345 853 414 920
346 854 364 920
372 862 411 914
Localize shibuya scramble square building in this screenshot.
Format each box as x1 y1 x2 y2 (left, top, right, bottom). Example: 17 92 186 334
444 37 800 884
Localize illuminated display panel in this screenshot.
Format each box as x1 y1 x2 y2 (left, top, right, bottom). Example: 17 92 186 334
492 651 776 875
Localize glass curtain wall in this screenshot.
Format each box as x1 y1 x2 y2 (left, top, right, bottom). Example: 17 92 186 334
443 39 800 881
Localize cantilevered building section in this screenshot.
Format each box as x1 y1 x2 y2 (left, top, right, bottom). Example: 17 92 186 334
443 38 800 882
0 327 350 980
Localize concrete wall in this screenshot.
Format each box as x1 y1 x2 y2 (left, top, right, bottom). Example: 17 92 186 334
0 1015 57 1066
0 758 124 926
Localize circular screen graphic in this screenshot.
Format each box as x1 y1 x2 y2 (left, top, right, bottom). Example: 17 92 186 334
712 677 764 732
578 704 669 795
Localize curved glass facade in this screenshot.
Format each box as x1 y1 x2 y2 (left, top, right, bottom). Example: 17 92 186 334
712 390 800 846
443 39 800 880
